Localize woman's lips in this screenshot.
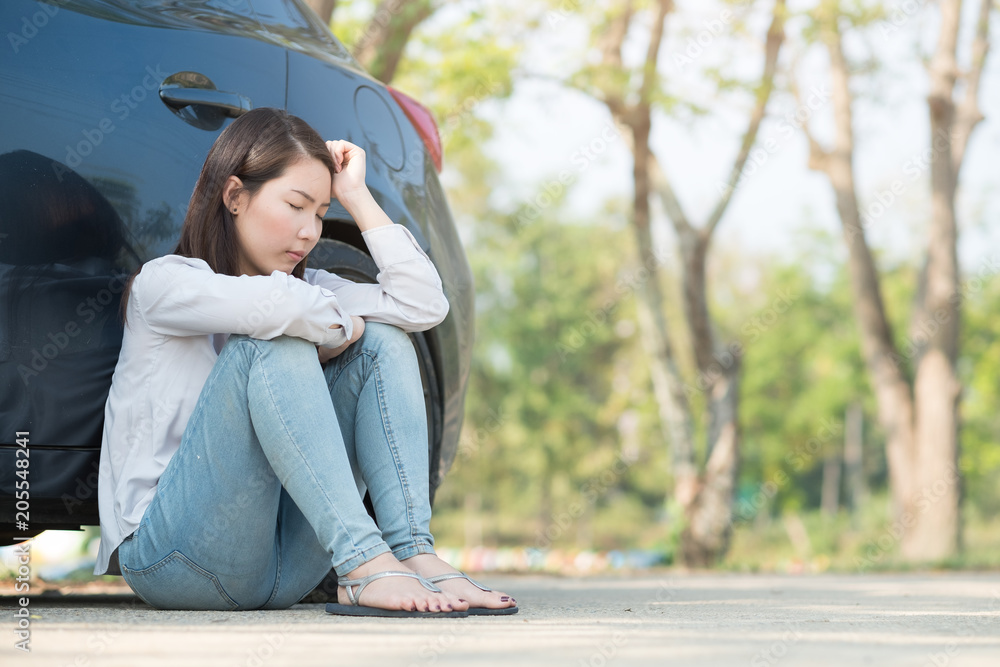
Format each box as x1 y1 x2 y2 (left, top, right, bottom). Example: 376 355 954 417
287 251 304 261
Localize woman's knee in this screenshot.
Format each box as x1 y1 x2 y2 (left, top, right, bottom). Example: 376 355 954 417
230 334 317 363
359 322 415 361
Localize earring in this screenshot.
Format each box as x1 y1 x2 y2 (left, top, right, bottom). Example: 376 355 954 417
232 208 237 214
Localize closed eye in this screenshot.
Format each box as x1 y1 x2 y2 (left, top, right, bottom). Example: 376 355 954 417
289 203 303 211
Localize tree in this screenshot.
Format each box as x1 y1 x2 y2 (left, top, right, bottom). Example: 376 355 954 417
350 0 438 83
799 0 992 560
551 0 785 565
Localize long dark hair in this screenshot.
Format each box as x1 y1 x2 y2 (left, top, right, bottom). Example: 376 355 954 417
120 107 334 326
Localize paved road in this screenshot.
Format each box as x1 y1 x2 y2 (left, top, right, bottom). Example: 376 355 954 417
3 572 999 666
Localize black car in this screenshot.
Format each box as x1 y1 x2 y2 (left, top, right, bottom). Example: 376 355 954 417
0 0 473 544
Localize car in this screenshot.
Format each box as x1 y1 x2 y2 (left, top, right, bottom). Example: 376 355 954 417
0 0 474 546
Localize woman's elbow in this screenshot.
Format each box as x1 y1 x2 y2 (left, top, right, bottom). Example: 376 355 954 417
428 293 450 327
406 291 450 331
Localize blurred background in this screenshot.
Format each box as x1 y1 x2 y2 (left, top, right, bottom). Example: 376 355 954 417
4 0 999 582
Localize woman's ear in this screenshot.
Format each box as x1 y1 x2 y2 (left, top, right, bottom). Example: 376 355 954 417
222 175 245 214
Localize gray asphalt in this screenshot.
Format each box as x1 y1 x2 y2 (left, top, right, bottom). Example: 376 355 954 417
3 572 999 666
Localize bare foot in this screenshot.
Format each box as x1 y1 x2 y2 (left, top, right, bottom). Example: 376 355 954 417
402 553 517 611
338 552 469 613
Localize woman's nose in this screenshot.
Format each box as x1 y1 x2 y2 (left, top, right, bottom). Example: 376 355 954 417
300 222 320 241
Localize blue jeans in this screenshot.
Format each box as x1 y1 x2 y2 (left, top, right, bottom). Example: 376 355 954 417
117 323 436 610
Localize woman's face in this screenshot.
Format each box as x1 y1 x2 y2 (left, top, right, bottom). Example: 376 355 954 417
230 157 331 276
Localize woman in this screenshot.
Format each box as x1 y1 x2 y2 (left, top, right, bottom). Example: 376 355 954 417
92 107 517 617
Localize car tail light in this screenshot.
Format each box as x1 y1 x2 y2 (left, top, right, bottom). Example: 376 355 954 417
387 86 442 173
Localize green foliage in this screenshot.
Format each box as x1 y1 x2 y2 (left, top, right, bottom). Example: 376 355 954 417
958 260 1000 514
432 198 1000 556
732 235 879 519
431 200 671 550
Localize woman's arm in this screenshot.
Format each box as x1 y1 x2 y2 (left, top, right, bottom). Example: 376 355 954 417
134 255 354 347
308 141 450 332
304 225 449 331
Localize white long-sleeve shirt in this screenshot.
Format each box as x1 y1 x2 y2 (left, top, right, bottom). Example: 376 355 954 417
94 224 448 575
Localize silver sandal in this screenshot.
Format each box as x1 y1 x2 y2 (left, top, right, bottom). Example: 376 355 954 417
425 572 519 616
325 570 469 618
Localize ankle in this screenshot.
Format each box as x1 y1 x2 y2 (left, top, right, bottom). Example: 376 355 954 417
344 552 403 581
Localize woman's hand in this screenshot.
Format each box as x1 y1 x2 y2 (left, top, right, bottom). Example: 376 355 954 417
325 139 393 232
326 140 368 203
318 316 366 364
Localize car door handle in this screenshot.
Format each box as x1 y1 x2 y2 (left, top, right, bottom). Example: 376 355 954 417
159 85 252 118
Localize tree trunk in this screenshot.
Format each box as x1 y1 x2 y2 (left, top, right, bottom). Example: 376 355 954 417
609 0 781 566
632 270 700 504
806 0 991 560
902 0 967 560
669 2 783 566
352 0 436 84
680 358 740 565
301 0 336 26
628 107 700 512
672 223 742 565
816 27 919 523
